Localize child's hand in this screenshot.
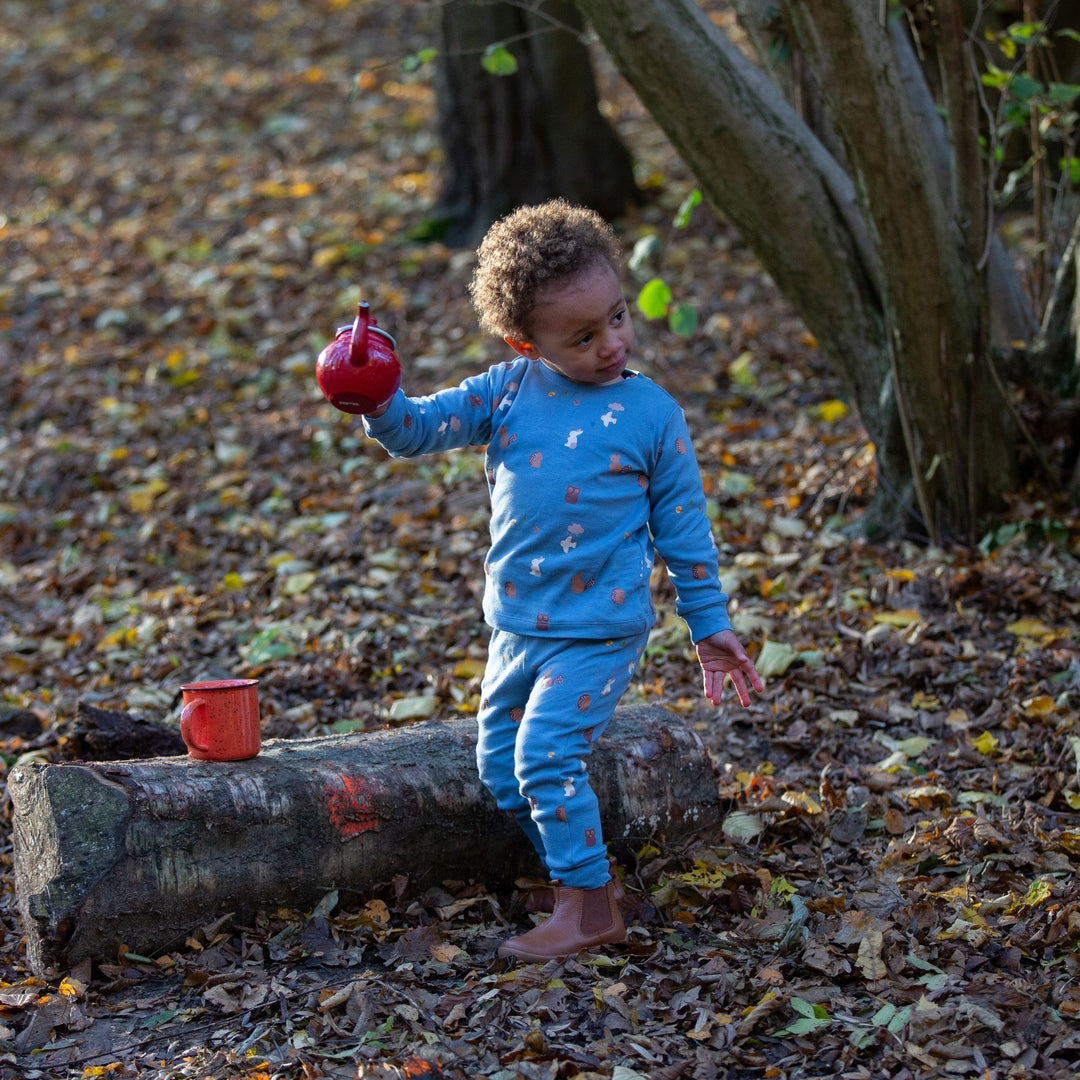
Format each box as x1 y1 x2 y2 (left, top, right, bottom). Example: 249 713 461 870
695 629 763 708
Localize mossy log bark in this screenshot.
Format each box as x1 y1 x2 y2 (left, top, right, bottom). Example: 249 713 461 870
11 706 721 975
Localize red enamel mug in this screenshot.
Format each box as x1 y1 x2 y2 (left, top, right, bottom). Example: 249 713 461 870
179 679 261 761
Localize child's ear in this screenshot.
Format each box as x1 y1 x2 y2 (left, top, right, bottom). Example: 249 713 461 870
504 336 540 359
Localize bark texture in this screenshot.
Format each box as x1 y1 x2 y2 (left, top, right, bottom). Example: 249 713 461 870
12 706 721 974
57 701 186 761
571 0 911 532
432 0 638 244
782 0 1019 543
572 0 1055 542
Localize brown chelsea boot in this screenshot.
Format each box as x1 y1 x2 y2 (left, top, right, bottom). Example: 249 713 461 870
499 878 625 962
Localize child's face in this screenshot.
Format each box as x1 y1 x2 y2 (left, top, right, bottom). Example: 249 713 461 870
506 260 635 385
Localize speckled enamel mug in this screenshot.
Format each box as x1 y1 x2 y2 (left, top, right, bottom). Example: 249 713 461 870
179 679 261 761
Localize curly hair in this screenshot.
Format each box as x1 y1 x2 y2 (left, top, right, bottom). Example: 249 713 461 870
468 199 622 340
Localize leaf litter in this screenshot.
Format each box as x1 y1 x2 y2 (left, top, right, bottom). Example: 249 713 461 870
1 0 1079 1077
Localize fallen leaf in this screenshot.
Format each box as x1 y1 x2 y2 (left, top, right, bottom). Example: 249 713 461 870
1005 618 1057 640
388 695 439 720
856 929 888 980
1022 695 1055 717
816 399 849 423
755 639 799 678
722 811 765 841
872 609 923 627
970 730 1000 756
780 790 823 814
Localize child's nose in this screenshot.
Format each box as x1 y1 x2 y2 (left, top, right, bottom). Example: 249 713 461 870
598 328 621 355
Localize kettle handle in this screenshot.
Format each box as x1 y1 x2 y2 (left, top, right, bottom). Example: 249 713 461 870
348 302 371 367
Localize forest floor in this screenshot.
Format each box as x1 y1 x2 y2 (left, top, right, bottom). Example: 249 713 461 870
2 1 1080 1078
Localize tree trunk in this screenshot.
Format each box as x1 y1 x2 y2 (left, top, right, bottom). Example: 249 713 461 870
733 0 1037 353
11 706 721 975
570 0 916 535
1035 213 1080 503
431 0 639 245
573 0 1041 542
782 0 1021 544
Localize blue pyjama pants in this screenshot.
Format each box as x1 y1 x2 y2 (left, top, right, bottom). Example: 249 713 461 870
475 629 650 889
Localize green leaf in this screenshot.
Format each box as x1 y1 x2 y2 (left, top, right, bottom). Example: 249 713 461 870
281 570 318 596
775 997 831 1036
756 639 799 678
311 1018 396 1058
400 48 438 73
783 1017 824 1034
1024 878 1053 906
636 278 672 319
1048 82 1080 105
907 953 948 990
482 44 518 76
870 1003 898 1026
719 470 754 495
389 695 439 721
769 876 797 902
673 188 702 227
139 1008 179 1030
850 1027 877 1049
668 302 698 337
722 810 764 841
328 719 365 734
886 1005 912 1033
906 953 943 972
242 626 301 665
1007 20 1045 43
793 998 830 1020
1009 72 1044 101
729 350 757 389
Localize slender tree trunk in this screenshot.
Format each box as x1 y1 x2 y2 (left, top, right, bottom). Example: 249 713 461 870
432 0 638 244
570 0 918 533
734 0 1036 352
573 0 1035 542
1035 213 1080 502
783 0 1021 543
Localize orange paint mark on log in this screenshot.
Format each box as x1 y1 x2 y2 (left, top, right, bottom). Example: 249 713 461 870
325 774 380 838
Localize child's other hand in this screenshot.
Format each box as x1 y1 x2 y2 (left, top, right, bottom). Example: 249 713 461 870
695 629 763 708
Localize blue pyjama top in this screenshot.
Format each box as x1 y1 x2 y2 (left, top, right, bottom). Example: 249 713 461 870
363 357 732 643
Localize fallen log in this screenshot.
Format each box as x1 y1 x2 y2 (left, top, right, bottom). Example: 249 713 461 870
11 705 722 975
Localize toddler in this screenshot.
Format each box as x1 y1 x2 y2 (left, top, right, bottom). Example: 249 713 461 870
361 199 762 962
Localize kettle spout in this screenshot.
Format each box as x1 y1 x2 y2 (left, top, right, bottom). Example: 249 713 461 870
348 302 371 367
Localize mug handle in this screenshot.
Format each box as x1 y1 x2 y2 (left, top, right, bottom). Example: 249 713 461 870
180 698 210 752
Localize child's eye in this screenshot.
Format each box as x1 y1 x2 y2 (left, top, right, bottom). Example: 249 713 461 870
576 333 593 347
612 308 626 325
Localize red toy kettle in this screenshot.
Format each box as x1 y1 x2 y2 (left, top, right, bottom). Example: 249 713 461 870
316 302 402 414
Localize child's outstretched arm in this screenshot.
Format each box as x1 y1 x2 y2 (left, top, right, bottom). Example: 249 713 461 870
695 629 763 707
